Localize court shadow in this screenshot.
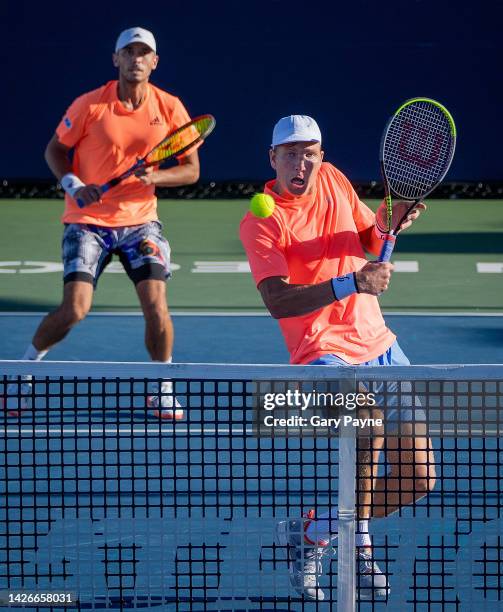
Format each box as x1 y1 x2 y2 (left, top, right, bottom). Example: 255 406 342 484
0 297 58 311
396 233 503 254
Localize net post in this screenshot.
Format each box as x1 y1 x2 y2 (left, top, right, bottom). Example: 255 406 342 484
337 397 357 611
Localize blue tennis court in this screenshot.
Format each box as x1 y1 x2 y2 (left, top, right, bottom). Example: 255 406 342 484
1 315 502 610
1 313 502 364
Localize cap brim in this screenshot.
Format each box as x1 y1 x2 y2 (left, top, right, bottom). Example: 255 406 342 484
271 135 321 147
115 40 156 53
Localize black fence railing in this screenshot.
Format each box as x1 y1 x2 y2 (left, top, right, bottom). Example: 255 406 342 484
1 179 503 199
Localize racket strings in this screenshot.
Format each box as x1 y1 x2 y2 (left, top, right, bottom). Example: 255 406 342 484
384 102 455 200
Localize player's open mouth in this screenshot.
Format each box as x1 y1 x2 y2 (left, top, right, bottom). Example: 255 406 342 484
291 177 305 187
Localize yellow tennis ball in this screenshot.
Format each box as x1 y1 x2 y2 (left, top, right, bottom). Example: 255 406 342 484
250 193 275 218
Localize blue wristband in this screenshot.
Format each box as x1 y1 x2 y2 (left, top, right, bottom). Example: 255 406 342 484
331 273 357 301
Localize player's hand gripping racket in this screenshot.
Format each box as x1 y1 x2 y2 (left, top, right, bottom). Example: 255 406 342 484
77 114 216 208
377 98 456 262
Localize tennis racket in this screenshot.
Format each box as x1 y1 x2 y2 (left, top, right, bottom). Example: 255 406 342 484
377 98 456 262
77 114 216 208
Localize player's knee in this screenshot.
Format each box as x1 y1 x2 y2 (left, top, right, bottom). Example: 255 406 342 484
143 302 169 326
414 466 437 494
59 302 90 327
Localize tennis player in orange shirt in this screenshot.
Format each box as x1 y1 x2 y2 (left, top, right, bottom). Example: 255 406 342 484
240 115 436 601
5 27 200 419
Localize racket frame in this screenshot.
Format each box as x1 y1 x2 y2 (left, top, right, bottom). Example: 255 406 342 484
378 98 456 262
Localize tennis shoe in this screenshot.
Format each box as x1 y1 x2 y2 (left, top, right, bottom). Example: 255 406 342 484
147 380 184 420
276 510 333 601
1 376 33 417
356 548 390 600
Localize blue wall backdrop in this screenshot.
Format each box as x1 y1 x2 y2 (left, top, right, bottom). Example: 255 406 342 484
2 0 502 181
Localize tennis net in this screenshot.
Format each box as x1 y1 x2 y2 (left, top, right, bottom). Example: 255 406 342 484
0 361 502 611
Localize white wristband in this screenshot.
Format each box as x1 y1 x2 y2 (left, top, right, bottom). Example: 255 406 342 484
61 173 85 198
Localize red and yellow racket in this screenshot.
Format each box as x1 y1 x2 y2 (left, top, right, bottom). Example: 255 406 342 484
77 114 216 207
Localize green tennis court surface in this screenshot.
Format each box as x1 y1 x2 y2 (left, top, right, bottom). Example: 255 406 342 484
0 199 502 312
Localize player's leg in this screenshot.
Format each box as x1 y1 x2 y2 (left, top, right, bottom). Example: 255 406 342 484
32 281 94 350
117 221 174 359
277 367 389 601
354 412 390 600
369 340 436 514
371 430 436 517
276 410 389 601
3 224 107 415
298 347 416 600
136 278 173 361
31 223 111 352
30 223 108 352
299 365 386 549
357 408 386 541
350 355 434 600
8 281 93 415
276 372 343 599
117 221 182 420
136 279 182 419
352 423 434 601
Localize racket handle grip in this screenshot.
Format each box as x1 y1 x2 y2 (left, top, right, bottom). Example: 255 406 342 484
76 188 104 208
378 235 396 262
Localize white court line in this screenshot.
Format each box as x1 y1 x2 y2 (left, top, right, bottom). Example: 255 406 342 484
477 263 503 273
0 311 503 317
393 261 419 272
3 426 497 436
0 427 251 435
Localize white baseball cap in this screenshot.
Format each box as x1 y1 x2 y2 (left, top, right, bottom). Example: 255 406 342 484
271 115 322 147
115 27 157 53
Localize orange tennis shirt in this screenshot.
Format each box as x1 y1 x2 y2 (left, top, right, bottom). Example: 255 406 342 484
240 163 396 365
56 81 192 227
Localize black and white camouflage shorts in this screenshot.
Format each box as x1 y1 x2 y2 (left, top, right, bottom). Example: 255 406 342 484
62 221 172 287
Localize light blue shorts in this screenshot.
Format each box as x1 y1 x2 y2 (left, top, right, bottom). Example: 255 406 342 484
309 341 425 426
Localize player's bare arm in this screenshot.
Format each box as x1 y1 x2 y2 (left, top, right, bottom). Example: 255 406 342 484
44 134 72 180
259 261 393 319
134 150 200 187
45 134 101 206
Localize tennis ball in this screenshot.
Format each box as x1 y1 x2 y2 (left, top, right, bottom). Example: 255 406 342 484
250 193 275 218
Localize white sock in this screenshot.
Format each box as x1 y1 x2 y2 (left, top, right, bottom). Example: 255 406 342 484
158 356 174 393
21 344 48 361
150 358 173 394
305 510 338 545
356 519 372 548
